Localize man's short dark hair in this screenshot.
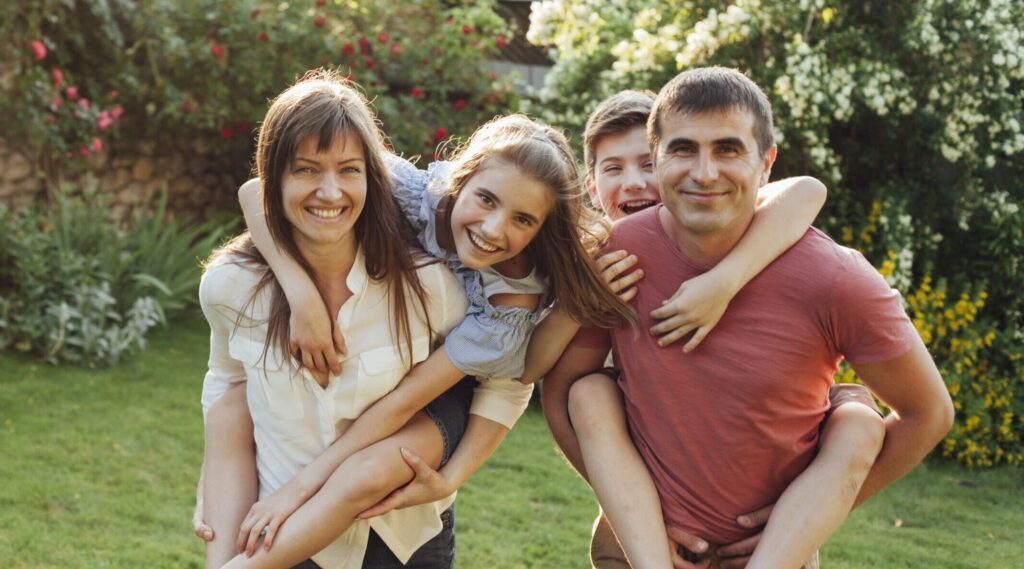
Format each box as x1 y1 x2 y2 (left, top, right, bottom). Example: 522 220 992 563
648 67 774 157
583 90 656 177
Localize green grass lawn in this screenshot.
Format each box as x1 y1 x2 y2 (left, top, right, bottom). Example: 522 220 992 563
2 316 1022 568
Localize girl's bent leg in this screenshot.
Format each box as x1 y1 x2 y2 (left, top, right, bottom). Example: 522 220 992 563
746 402 885 569
221 411 444 569
205 384 258 569
568 373 672 569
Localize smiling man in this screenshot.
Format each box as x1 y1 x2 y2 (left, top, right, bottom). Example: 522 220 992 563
543 67 953 568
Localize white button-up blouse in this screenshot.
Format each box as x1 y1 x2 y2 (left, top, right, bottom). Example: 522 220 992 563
199 249 533 568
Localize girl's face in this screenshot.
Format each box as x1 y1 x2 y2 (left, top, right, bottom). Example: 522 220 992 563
282 133 367 254
449 158 555 271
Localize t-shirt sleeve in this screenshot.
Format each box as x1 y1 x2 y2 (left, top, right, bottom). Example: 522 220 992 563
828 250 918 364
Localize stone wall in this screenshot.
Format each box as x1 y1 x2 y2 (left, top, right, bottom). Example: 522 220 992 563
0 139 241 223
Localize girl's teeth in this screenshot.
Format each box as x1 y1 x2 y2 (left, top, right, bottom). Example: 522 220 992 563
469 231 498 252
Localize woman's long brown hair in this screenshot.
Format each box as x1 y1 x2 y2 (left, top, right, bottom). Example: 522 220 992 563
444 115 635 328
209 69 433 366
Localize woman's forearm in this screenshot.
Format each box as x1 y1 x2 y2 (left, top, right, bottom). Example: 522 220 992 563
291 348 466 497
714 176 827 294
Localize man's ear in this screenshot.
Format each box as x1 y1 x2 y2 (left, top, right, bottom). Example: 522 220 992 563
760 144 778 186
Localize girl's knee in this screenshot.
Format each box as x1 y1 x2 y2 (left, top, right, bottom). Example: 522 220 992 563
823 402 886 467
568 373 624 436
324 448 410 506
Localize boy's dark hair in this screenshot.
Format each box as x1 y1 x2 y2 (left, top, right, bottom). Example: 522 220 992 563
648 67 774 157
583 90 656 177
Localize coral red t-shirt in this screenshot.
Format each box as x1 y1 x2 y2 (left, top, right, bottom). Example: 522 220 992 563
573 206 917 544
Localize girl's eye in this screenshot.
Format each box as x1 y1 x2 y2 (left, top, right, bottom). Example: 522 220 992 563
477 193 494 205
515 215 533 227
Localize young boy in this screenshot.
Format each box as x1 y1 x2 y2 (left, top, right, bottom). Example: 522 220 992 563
546 90 887 569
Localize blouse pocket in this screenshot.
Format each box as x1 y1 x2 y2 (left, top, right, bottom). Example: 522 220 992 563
227 335 305 422
355 345 408 413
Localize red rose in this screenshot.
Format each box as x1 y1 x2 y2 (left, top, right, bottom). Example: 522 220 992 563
78 98 91 111
453 99 467 111
109 89 119 100
316 0 326 6
461 25 472 36
434 127 448 141
51 68 64 89
390 43 401 54
91 137 103 154
496 34 507 49
65 151 73 160
377 32 389 43
411 86 423 99
342 43 355 55
30 40 47 61
250 8 260 18
182 98 193 114
314 16 326 28
66 87 79 101
234 121 250 134
210 42 225 58
259 32 269 42
365 58 376 70
219 126 233 139
111 104 124 119
359 36 371 54
97 111 113 131
79 146 91 157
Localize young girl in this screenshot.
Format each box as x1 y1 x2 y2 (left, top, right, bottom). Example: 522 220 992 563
211 104 824 565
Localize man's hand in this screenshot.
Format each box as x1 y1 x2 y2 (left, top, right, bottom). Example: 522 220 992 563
236 478 310 557
595 249 643 303
288 290 347 378
649 268 737 352
665 504 773 569
357 448 455 519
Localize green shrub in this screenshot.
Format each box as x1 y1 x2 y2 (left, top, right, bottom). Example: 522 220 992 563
527 0 1024 467
0 183 233 365
1 0 519 177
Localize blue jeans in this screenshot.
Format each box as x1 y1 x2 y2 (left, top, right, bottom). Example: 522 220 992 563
291 378 473 569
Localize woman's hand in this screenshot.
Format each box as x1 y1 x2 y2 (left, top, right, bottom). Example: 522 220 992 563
192 504 214 542
649 268 739 352
356 448 455 519
236 479 309 556
596 249 644 303
288 285 347 378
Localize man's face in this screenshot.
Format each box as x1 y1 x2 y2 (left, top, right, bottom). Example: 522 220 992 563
654 108 775 237
587 126 661 221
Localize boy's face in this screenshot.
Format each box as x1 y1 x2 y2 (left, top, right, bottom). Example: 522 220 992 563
587 126 661 221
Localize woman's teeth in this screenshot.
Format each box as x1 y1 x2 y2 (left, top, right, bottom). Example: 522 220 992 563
308 207 343 219
468 230 499 252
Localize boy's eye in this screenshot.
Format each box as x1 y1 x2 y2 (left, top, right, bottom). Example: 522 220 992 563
642 161 654 171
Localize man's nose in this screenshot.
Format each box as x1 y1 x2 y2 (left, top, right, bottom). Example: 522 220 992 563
690 152 718 186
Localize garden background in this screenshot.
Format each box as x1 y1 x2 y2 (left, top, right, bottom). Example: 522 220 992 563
1 0 1022 567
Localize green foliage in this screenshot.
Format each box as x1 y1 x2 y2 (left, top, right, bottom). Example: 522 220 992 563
0 183 233 365
528 0 1024 467
1 0 519 176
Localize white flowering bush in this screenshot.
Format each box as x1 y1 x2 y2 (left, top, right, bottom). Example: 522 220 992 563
528 0 1024 467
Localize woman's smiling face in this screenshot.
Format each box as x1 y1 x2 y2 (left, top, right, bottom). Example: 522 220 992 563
448 158 555 271
282 132 367 255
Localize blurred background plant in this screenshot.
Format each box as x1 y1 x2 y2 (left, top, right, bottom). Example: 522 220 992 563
526 0 1023 467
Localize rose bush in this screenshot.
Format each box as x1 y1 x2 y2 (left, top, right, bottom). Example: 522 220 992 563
527 0 1024 467
1 0 518 179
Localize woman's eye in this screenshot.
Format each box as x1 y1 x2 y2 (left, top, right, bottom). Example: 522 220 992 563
342 166 362 174
294 167 314 174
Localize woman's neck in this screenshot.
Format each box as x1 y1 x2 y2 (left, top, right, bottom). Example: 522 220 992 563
295 234 358 308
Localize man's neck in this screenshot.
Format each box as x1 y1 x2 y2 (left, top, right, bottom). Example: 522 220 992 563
658 206 751 268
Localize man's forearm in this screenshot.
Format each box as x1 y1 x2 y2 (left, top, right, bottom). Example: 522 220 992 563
853 409 951 507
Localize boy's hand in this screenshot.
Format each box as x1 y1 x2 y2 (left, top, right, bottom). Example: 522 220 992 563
595 249 644 303
649 269 737 352
288 291 347 376
356 447 455 519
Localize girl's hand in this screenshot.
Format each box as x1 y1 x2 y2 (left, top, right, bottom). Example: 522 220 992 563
192 505 214 542
288 289 347 377
356 448 455 519
649 269 738 352
595 249 644 303
236 480 308 556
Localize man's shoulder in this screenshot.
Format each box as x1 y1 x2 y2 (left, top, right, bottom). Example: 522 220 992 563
786 228 867 273
609 206 662 247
